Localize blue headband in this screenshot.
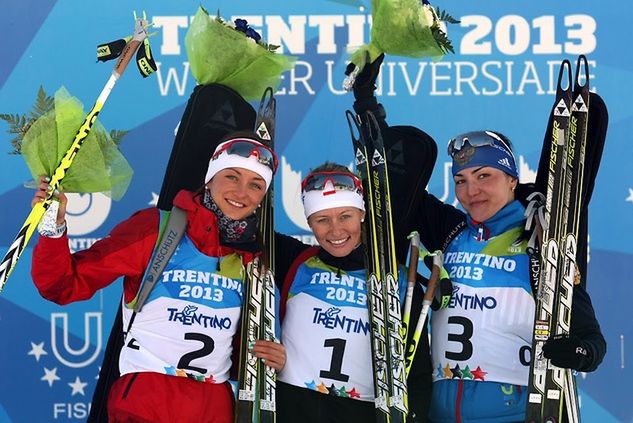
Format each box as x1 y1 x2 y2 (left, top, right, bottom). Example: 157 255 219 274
449 131 518 179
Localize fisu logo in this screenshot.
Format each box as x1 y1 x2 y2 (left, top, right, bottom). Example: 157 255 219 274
65 192 111 236
51 312 102 368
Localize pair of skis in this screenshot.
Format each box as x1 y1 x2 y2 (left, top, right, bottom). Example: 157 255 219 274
525 55 590 423
346 110 408 422
235 88 277 423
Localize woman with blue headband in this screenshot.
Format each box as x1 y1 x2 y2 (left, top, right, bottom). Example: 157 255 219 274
410 130 606 422
349 54 606 422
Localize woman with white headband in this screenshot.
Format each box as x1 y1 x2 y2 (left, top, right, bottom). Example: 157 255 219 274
30 131 285 422
273 162 429 422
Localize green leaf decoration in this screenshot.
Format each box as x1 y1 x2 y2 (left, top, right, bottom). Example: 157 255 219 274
0 113 29 154
0 85 54 155
185 7 295 99
436 8 460 25
29 86 55 121
349 1 460 74
109 129 129 147
432 7 460 54
5 86 133 200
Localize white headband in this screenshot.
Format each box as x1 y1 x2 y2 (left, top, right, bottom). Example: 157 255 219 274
204 138 273 189
302 181 365 219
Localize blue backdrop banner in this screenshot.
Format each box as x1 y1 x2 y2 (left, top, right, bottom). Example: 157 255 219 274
0 1 630 422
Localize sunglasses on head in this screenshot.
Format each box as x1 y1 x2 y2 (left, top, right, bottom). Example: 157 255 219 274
447 131 515 162
301 171 364 194
212 138 278 173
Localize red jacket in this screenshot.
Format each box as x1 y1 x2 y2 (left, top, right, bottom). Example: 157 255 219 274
32 190 256 305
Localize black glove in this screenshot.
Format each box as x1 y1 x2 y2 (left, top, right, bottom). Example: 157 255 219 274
422 253 453 311
345 53 386 116
515 182 537 208
542 335 593 370
345 53 385 99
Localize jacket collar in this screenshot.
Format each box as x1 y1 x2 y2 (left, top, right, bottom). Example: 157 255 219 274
172 190 259 260
317 243 365 271
466 200 525 241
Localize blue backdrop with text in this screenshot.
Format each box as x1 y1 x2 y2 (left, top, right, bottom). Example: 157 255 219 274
0 1 630 421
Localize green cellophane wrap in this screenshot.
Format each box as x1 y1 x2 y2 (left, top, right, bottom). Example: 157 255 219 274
351 0 445 67
21 87 133 200
185 7 295 100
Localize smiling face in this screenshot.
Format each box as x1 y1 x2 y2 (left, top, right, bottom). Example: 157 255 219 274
454 166 517 223
308 206 365 257
206 167 267 220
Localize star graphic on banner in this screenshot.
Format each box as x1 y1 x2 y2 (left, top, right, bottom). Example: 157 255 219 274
462 365 474 380
27 341 48 362
472 366 488 381
68 376 88 396
443 363 452 379
626 188 633 203
347 387 360 399
305 380 317 390
451 364 463 379
337 386 349 397
316 382 329 394
436 364 444 379
327 383 338 396
41 367 60 387
149 192 159 206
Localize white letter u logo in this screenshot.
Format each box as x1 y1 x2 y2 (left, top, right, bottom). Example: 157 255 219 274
51 312 103 368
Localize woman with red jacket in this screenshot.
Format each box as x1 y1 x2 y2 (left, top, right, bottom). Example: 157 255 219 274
30 132 285 423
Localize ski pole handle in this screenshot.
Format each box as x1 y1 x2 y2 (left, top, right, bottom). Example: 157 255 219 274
424 253 443 303
0 15 149 292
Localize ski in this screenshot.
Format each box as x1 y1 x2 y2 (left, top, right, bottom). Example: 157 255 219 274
525 57 573 423
236 259 264 423
235 87 277 423
346 110 408 423
556 54 590 423
255 87 277 423
526 55 590 423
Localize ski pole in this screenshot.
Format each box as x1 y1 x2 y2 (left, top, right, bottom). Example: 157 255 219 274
402 231 420 371
405 249 443 377
0 14 150 292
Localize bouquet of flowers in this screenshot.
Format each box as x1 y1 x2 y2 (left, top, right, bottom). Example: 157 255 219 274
1 86 132 200
185 7 296 100
346 0 458 88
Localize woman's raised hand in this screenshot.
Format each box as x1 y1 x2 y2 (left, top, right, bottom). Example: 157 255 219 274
32 176 67 225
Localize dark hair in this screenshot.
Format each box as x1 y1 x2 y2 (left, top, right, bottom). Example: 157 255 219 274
309 161 356 176
217 130 267 146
